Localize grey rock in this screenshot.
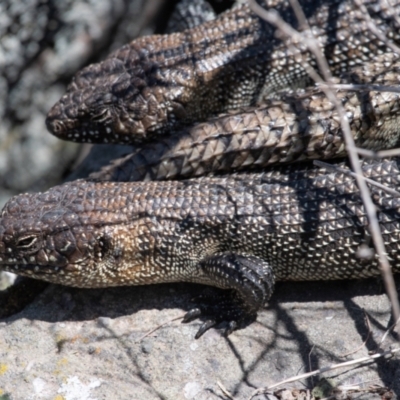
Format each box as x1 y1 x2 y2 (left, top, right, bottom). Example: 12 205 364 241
0 0 164 201
0 279 399 399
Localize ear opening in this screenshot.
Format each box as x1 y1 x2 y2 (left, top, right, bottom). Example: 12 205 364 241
96 232 113 260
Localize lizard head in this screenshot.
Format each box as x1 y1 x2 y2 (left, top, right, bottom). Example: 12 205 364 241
0 186 99 287
46 37 192 145
0 181 163 288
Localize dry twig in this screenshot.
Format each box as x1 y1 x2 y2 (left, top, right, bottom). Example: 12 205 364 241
378 316 400 348
318 83 400 94
313 160 400 198
217 380 237 400
135 313 186 342
354 0 400 55
355 147 400 158
248 347 400 399
338 310 372 358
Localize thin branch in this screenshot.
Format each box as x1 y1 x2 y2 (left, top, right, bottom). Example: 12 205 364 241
308 344 316 387
217 381 237 400
248 347 400 399
314 160 400 198
318 83 400 94
248 0 332 86
135 313 186 342
354 0 400 56
355 147 400 159
318 381 385 400
382 0 400 27
376 148 400 157
338 310 372 358
378 316 400 348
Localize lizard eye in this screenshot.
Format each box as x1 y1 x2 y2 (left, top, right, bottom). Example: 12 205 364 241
15 235 39 250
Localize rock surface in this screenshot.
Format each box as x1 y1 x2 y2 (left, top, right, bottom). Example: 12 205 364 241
0 0 165 206
0 1 399 399
0 278 399 399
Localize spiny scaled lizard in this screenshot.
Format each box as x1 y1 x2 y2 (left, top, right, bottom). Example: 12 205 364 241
91 52 400 182
45 0 400 144
1 158 400 337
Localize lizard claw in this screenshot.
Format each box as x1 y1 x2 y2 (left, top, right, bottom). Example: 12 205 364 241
183 307 202 322
182 288 257 338
195 319 217 339
224 320 238 337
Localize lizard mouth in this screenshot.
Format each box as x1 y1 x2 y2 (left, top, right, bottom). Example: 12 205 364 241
1 261 64 277
46 115 107 144
46 112 148 144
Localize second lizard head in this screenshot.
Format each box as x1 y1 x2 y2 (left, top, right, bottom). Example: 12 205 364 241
46 36 194 144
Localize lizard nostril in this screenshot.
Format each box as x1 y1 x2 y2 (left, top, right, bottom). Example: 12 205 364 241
46 117 65 136
46 102 67 133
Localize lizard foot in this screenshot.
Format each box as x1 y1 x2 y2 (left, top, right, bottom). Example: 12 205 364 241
183 288 255 338
183 253 275 338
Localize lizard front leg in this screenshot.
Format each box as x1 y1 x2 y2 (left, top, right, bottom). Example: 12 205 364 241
184 253 275 338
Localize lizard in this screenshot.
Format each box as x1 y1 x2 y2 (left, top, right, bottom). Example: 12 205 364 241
1 157 400 337
2 0 400 337
45 0 400 146
90 51 400 182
